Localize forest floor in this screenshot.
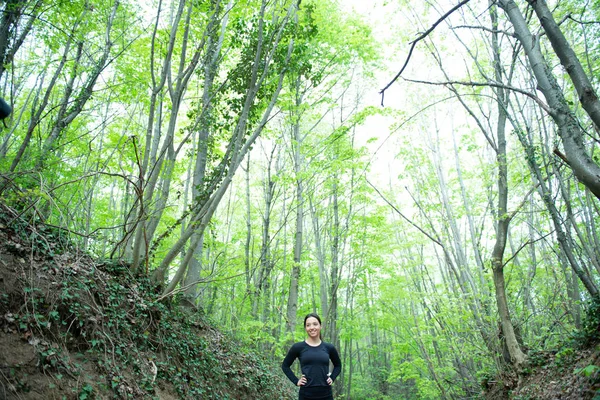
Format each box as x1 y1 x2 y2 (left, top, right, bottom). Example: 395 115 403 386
0 204 599 400
0 206 295 400
484 345 600 399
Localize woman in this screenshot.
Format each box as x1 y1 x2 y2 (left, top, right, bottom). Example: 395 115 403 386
282 313 342 400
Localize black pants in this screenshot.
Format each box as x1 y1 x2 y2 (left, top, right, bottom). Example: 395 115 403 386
298 386 333 400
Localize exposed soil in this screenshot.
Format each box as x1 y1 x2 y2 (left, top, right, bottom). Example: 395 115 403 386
0 209 295 400
510 347 600 400
481 337 600 398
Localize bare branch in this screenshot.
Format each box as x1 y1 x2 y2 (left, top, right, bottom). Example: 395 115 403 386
379 0 472 105
366 179 443 247
452 24 515 37
402 77 553 115
567 15 600 26
155 271 246 302
503 231 554 267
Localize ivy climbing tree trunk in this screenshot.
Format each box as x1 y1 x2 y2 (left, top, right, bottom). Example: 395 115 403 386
183 0 232 302
131 0 207 274
155 0 297 294
515 122 599 297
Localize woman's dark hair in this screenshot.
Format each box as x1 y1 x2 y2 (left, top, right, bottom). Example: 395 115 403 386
0 97 12 122
304 313 322 327
304 313 323 340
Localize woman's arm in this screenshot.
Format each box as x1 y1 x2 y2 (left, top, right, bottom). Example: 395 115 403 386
328 345 342 382
281 344 300 385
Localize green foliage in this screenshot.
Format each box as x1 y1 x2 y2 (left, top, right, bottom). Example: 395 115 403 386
78 383 95 399
2 0 599 398
575 364 600 378
572 296 600 348
527 349 551 368
554 347 575 368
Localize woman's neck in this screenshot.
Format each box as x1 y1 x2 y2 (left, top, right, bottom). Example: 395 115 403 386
305 337 321 346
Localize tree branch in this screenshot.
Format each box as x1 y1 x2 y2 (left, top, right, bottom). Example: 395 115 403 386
503 231 554 267
402 77 553 115
567 15 600 26
452 24 515 37
379 0 472 105
367 179 443 247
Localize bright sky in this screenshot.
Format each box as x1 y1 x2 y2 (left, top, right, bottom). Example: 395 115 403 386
337 0 410 186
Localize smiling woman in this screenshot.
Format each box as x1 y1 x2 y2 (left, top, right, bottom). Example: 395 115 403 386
282 313 342 400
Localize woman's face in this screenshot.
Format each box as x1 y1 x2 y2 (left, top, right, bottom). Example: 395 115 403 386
305 317 321 339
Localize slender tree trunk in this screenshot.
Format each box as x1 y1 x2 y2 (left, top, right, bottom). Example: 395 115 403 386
155 0 296 291
286 83 304 336
558 172 600 277
244 155 254 306
157 5 296 291
130 0 188 273
489 1 527 370
9 20 79 172
36 1 119 169
524 197 539 334
410 300 450 399
0 0 42 81
310 194 329 321
429 125 481 303
515 125 599 296
258 144 278 327
451 129 488 298
328 178 340 346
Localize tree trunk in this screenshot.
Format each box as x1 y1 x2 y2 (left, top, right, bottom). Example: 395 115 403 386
244 154 254 307
0 0 42 81
156 2 296 291
499 0 600 199
36 1 119 169
310 194 329 322
328 178 340 346
183 0 231 301
527 0 600 130
489 0 527 370
134 0 207 272
259 144 278 327
286 82 304 336
516 126 599 296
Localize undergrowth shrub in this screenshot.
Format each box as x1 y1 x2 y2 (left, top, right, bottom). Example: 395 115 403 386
573 296 600 348
0 207 293 399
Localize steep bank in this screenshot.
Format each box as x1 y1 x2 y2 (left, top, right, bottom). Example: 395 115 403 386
0 207 294 399
482 304 600 399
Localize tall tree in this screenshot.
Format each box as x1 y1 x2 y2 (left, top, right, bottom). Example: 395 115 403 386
155 0 297 293
498 0 600 200
182 0 233 302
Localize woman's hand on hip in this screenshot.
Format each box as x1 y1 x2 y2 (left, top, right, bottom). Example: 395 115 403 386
327 377 333 385
297 375 307 386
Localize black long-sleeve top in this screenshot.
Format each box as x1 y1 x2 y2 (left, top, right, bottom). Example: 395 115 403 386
281 341 342 388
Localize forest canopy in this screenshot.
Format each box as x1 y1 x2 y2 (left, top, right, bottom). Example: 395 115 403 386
1 0 599 398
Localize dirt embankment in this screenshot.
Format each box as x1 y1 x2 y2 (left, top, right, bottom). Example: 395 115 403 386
0 211 294 400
